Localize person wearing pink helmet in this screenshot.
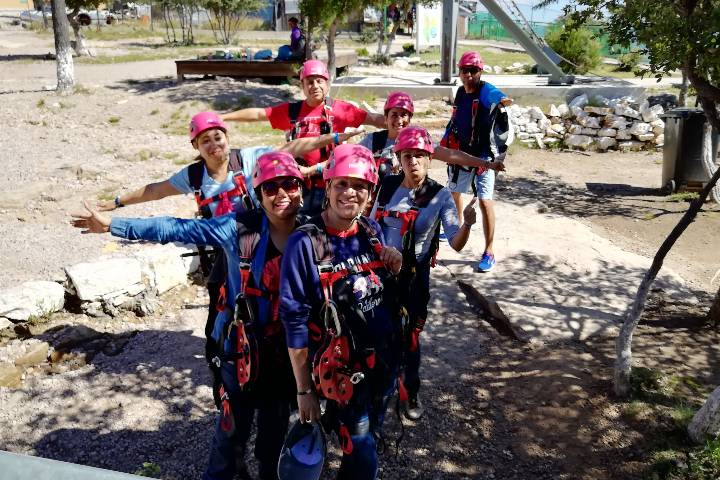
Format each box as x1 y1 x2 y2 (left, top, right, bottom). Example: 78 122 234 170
97 111 366 412
221 59 385 215
72 151 306 480
369 125 494 420
280 143 403 479
442 50 514 272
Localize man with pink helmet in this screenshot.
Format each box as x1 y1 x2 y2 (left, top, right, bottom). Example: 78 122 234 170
280 143 403 479
221 59 385 215
72 151 307 480
370 125 483 419
442 50 513 272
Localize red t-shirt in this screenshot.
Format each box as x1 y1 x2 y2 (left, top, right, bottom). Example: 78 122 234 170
265 99 368 168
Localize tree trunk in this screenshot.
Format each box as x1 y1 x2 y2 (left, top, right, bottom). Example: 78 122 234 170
709 285 720 326
699 113 720 204
376 9 385 57
67 12 92 57
614 164 720 397
383 21 400 57
688 385 720 443
679 69 689 107
327 18 337 81
50 0 74 93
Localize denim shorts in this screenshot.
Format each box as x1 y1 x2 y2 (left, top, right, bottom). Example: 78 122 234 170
475 168 496 200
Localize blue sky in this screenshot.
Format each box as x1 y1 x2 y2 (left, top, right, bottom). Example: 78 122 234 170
477 0 570 24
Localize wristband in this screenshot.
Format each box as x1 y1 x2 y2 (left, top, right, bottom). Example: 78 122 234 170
297 387 314 396
114 196 124 208
316 164 323 175
333 132 340 145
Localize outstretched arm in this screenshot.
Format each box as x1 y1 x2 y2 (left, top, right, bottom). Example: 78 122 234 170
221 108 269 123
433 146 506 171
97 179 181 212
278 128 365 158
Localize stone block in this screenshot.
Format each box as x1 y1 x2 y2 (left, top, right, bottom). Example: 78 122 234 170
65 257 143 302
618 141 644 151
598 128 617 137
0 281 65 322
581 128 599 136
557 104 571 118
565 135 594 150
655 134 665 146
568 124 583 135
635 133 656 142
650 119 665 135
0 362 22 388
616 129 632 140
597 137 617 151
628 122 652 136
548 104 560 117
134 243 195 295
584 106 613 116
14 341 49 368
577 116 601 128
550 123 566 134
528 106 546 121
615 104 641 119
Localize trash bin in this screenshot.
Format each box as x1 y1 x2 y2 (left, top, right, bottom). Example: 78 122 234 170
659 107 720 194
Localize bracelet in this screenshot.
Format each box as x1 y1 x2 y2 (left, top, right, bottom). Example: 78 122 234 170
297 387 314 396
114 196 124 208
315 163 323 175
333 132 340 145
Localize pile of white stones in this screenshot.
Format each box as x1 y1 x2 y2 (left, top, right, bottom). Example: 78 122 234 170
510 94 666 152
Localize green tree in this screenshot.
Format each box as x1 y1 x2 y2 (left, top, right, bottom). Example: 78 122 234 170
203 0 264 45
544 20 601 74
66 0 101 56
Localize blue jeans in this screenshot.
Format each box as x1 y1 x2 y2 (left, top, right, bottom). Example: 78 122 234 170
402 260 431 398
202 362 291 480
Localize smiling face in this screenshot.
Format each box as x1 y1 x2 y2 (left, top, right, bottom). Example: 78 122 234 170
302 75 329 105
385 107 412 139
193 128 229 166
326 176 371 220
259 176 302 220
399 148 429 184
459 65 482 92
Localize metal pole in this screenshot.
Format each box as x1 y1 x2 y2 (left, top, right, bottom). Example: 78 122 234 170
440 0 457 84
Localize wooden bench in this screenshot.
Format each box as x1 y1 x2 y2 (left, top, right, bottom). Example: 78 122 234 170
175 52 358 83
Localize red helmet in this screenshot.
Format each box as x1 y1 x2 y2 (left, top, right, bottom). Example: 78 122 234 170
393 125 435 155
323 144 378 186
458 51 485 69
189 111 227 143
299 59 329 81
252 151 303 189
384 91 414 115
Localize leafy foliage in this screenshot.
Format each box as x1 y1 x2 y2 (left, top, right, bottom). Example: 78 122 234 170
616 51 641 72
544 21 601 74
202 0 264 45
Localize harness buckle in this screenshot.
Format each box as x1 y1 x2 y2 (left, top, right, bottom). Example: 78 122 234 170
350 372 365 384
211 356 222 368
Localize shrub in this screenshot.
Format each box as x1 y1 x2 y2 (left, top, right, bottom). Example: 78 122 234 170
359 26 377 44
402 43 415 53
356 47 370 57
616 51 641 72
545 22 602 74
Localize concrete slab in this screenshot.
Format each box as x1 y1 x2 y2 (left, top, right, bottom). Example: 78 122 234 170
428 195 691 343
331 69 647 104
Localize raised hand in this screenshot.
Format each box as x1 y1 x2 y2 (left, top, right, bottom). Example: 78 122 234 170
70 200 112 234
463 197 478 226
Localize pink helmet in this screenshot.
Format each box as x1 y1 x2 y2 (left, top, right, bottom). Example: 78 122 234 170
323 144 379 186
189 111 227 143
393 126 435 155
384 91 414 114
252 151 303 189
299 59 329 81
458 51 485 69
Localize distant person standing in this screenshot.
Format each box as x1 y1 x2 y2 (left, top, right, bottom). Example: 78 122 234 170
441 51 513 272
288 17 305 60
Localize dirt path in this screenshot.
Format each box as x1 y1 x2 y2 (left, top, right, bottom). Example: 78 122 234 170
1 26 720 479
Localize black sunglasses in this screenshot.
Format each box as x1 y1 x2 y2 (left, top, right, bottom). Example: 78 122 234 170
460 66 480 75
261 178 301 196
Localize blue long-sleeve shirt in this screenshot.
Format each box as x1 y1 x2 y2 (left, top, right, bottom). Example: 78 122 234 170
279 218 394 351
110 212 276 345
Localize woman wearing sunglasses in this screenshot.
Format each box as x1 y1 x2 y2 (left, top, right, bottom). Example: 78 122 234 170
72 151 306 480
443 51 513 273
279 144 403 479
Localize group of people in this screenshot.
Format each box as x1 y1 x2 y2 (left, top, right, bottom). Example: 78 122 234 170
71 53 511 480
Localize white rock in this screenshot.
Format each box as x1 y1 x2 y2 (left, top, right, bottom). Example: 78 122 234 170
0 318 13 330
545 128 561 138
550 123 566 134
571 106 587 119
134 243 197 295
517 132 530 140
65 257 143 302
483 64 493 73
655 134 665 146
603 116 628 130
584 106 613 116
650 119 665 135
568 124 583 134
525 123 540 134
581 128 599 136
538 118 552 131
0 281 65 322
577 116 601 129
597 137 617 151
543 137 561 145
615 104 641 119
548 104 560 117
393 59 409 69
514 115 530 126
528 106 546 121
616 129 632 140
405 56 421 64
493 65 503 74
558 104 571 118
618 140 644 151
565 134 594 149
533 134 546 149
635 133 656 142
550 116 562 124
598 128 617 137
628 122 652 136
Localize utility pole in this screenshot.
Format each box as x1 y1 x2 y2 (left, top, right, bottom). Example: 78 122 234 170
439 0 457 84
